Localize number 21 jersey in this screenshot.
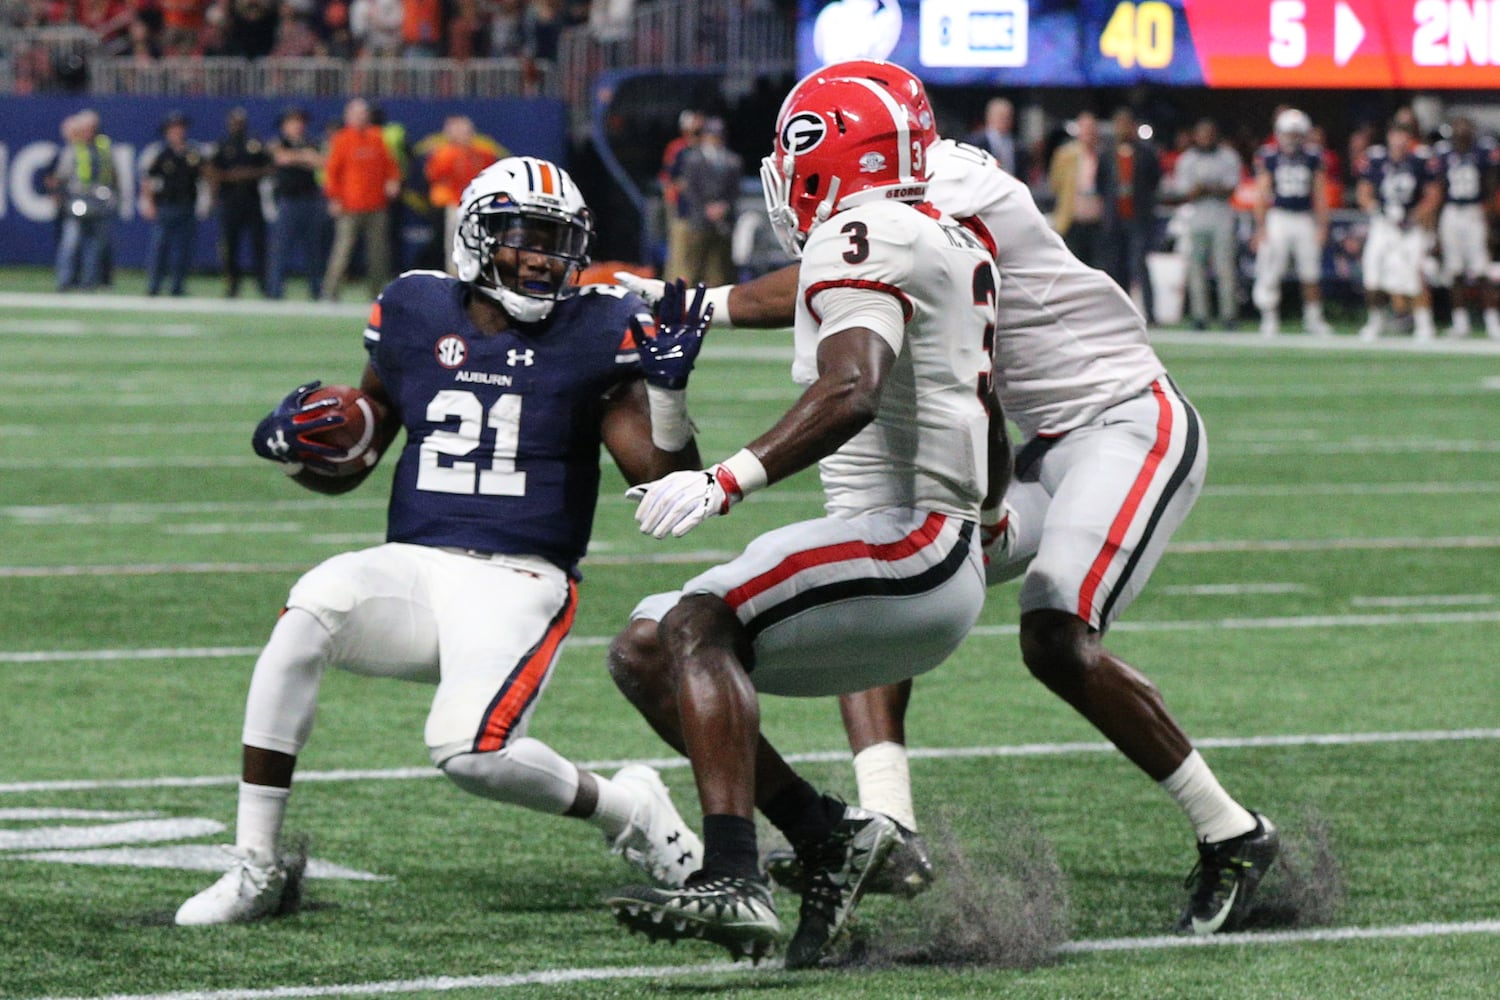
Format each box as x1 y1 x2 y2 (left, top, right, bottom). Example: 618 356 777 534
364 271 646 576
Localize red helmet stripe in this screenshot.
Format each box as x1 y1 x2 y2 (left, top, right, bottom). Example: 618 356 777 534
843 77 912 179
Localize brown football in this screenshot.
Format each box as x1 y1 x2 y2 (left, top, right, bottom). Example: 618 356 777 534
295 384 380 475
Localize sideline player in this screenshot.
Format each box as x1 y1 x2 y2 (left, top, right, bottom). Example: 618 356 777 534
175 157 706 926
617 60 1277 936
1357 121 1443 342
1251 109 1333 337
1434 117 1500 338
606 75 1003 967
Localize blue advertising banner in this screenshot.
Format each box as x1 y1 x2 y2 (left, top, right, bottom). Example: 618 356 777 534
0 95 567 268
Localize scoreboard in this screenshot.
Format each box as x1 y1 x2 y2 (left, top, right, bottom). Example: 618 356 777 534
798 0 1500 88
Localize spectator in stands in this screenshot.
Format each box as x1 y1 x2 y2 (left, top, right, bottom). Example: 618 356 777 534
321 97 400 301
1109 107 1161 324
266 106 325 300
214 0 279 56
322 0 356 56
659 108 702 281
967 96 1028 182
423 114 495 273
141 110 204 297
208 106 272 297
270 0 326 56
159 0 207 55
1048 110 1115 271
485 0 524 56
674 115 741 286
402 0 443 56
50 109 117 292
1168 117 1243 329
524 0 564 61
350 0 403 55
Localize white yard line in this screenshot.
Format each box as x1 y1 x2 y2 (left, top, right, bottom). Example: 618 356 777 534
1349 594 1495 608
10 534 1500 578
3 728 1496 795
20 920 1500 1000
8 606 1500 664
7 482 1500 526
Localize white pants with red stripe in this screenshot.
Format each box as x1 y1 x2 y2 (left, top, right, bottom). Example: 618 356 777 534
263 543 577 765
631 508 986 697
989 378 1206 631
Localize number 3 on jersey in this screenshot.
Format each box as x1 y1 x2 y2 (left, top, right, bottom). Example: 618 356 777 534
416 389 526 496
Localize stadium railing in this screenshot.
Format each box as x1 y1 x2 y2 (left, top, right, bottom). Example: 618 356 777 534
556 0 794 108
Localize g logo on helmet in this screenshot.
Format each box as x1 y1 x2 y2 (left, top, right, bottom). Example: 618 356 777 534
781 112 827 155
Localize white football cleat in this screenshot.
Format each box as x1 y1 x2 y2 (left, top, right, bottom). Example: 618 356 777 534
1258 313 1278 338
175 845 299 926
609 764 703 887
1356 318 1382 342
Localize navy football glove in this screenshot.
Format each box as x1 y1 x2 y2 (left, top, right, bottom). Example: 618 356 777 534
251 380 345 473
632 279 714 390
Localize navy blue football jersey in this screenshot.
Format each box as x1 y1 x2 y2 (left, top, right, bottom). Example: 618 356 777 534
1255 144 1323 212
1433 142 1496 206
1362 146 1437 224
363 272 649 576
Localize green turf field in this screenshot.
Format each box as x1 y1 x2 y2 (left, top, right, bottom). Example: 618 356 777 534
2 285 1498 999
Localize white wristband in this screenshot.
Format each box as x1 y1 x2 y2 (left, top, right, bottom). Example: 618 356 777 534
718 447 768 498
645 384 696 452
704 285 734 330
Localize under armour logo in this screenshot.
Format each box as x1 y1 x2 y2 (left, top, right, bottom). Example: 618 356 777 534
266 429 291 457
507 348 535 367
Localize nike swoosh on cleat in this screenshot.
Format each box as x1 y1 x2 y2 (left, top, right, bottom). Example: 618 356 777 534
1190 882 1238 935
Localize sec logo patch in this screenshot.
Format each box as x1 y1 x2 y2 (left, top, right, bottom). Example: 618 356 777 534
434 334 469 369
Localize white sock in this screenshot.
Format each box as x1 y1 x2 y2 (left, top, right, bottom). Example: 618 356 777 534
587 773 639 840
853 741 916 831
1414 307 1436 338
1158 751 1256 844
235 781 291 856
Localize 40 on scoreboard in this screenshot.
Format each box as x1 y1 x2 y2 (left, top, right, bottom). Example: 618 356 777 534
798 0 1500 87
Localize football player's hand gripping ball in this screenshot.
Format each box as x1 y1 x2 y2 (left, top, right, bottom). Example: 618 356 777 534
251 380 347 474
632 279 714 390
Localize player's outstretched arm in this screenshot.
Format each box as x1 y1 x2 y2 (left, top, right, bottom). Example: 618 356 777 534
614 263 802 330
629 328 894 539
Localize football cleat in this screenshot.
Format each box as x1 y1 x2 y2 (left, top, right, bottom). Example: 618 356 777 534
608 872 782 962
766 818 934 899
784 806 899 970
607 764 702 888
174 845 304 926
1177 813 1280 935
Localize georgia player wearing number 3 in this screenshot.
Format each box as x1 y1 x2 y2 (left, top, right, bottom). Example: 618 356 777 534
604 76 1006 968
175 157 709 926
617 60 1279 938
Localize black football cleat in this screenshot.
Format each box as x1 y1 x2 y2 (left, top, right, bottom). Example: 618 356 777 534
767 818 934 899
1178 812 1280 935
608 872 781 963
784 806 899 970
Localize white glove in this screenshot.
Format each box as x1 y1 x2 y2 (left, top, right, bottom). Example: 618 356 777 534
980 501 1019 567
613 271 666 307
628 467 738 538
1383 202 1405 224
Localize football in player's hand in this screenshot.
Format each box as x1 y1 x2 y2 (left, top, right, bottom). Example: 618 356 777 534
297 385 380 475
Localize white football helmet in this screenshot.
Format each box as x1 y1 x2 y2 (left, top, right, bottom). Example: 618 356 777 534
452 156 593 322
1275 109 1312 143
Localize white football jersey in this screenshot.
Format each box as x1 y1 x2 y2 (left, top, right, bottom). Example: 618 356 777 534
925 139 1165 438
793 199 996 521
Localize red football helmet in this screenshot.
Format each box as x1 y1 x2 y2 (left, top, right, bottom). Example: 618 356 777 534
762 75 929 257
778 60 937 152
